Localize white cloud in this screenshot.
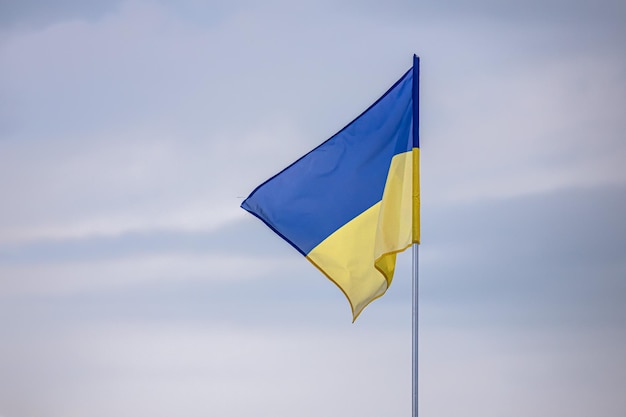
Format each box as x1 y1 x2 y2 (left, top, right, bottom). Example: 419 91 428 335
1 318 624 417
0 252 299 296
0 321 412 417
421 325 626 417
0 0 347 244
0 112 307 244
423 48 626 204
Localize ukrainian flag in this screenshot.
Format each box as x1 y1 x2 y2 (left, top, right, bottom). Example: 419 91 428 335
242 56 420 320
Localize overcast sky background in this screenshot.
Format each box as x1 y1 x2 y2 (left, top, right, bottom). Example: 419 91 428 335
1 1 625 416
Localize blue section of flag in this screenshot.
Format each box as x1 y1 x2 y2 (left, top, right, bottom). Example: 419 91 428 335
241 67 414 255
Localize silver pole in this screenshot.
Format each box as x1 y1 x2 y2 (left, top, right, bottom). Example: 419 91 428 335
412 243 419 417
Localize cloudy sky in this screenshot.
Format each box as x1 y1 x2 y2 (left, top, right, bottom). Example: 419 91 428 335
1 0 625 416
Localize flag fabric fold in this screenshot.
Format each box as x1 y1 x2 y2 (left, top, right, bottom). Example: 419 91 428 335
242 56 420 320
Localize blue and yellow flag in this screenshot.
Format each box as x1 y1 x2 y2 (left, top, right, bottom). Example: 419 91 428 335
242 56 420 320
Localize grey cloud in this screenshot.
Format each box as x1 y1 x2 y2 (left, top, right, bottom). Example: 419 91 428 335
340 0 626 25
417 184 626 331
0 0 122 30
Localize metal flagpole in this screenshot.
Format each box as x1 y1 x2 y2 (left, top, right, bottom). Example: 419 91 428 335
412 243 419 417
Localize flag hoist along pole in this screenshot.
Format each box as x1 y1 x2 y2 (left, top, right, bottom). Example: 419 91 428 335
411 54 420 417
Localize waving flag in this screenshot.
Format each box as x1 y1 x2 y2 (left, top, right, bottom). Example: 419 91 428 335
242 56 420 320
